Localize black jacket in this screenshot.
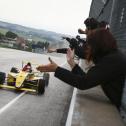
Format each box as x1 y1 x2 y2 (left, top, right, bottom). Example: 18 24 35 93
54 50 126 108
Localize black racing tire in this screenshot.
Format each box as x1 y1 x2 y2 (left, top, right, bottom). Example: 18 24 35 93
37 79 45 95
43 73 50 87
0 72 6 84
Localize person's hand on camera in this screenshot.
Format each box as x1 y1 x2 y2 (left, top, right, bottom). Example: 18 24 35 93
66 48 76 69
36 57 58 72
47 48 57 53
78 28 86 34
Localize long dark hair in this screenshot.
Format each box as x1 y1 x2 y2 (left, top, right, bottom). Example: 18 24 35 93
85 29 118 62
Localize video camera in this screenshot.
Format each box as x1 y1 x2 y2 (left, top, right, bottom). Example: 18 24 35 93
62 35 85 49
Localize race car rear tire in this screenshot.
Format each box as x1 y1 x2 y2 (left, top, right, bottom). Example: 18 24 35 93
0 72 6 84
43 73 50 87
37 79 45 95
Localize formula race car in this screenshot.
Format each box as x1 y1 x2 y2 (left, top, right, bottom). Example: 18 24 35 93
0 62 50 94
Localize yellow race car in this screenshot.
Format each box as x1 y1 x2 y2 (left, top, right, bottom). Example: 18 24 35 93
0 65 50 95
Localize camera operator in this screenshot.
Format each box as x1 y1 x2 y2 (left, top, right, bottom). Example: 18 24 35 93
48 17 110 62
48 17 100 59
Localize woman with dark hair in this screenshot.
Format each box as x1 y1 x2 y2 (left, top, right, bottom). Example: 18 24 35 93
37 29 126 109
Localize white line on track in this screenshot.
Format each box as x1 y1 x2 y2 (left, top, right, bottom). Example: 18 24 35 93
0 91 26 114
65 88 77 126
65 60 81 126
49 60 78 126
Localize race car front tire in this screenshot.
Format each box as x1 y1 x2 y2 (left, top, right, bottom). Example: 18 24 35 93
43 73 50 87
37 79 45 94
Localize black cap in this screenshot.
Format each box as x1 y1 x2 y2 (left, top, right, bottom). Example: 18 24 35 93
84 17 99 30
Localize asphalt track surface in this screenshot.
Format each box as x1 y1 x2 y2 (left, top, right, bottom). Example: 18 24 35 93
0 48 73 126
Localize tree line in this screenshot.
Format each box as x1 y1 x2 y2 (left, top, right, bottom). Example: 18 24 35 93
0 30 50 52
